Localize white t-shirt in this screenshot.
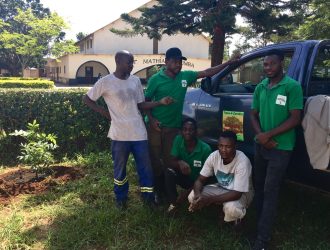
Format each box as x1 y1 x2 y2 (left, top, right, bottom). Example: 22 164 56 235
200 150 253 193
87 73 147 141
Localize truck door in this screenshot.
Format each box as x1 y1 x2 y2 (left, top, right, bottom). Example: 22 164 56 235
288 40 330 191
196 50 296 159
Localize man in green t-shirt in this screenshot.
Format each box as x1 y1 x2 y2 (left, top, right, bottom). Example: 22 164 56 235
145 47 239 204
165 118 212 214
250 49 303 250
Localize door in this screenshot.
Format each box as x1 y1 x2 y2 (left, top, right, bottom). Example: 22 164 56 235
288 41 330 191
85 66 93 84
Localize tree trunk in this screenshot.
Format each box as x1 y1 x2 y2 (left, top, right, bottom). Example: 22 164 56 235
211 25 226 66
152 37 158 54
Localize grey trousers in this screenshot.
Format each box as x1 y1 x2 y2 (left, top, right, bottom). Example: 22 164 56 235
188 184 253 222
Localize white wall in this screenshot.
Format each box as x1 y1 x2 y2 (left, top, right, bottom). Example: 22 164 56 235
51 53 211 83
77 0 210 59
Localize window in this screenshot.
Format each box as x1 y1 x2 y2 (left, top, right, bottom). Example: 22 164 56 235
64 66 66 74
90 39 93 48
308 45 330 96
215 51 293 94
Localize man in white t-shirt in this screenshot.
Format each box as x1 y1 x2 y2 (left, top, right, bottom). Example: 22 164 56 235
188 131 254 224
83 50 173 209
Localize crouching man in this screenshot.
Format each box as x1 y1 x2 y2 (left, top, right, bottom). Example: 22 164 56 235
165 118 212 214
188 131 254 225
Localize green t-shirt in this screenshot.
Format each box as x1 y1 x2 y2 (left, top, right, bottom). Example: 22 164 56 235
171 135 212 181
252 75 303 150
145 68 198 128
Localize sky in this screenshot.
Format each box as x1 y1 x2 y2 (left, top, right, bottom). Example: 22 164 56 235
39 0 242 53
40 0 151 40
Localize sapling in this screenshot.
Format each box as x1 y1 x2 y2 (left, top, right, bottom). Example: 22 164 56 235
10 120 58 179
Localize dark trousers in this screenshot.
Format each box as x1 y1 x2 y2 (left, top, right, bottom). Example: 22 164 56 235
112 140 154 202
147 126 180 196
165 168 194 204
254 143 292 243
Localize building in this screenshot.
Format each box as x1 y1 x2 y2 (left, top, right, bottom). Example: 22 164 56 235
46 0 211 85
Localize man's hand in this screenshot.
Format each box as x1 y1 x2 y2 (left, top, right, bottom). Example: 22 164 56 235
256 132 271 145
178 160 191 175
150 117 161 132
228 53 241 65
189 194 213 212
263 139 278 150
159 96 174 105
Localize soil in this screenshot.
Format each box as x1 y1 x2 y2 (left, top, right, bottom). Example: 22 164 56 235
0 166 84 204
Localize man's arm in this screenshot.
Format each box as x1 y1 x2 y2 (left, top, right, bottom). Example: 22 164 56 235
192 175 208 198
250 109 262 135
137 96 173 110
144 97 161 132
209 190 242 206
190 175 242 211
169 156 191 175
83 95 111 121
255 109 301 145
196 57 240 79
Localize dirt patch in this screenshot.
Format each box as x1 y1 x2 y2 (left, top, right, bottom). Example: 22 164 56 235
0 166 84 204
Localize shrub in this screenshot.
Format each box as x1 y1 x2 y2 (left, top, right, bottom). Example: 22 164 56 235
10 120 58 178
0 88 110 164
0 78 54 89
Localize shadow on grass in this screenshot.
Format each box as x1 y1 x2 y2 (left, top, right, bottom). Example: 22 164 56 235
18 163 252 249
17 165 330 250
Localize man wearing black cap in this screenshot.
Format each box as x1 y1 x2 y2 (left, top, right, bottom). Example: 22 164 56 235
145 47 240 204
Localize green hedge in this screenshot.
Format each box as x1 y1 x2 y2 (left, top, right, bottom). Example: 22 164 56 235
0 78 54 88
0 88 110 164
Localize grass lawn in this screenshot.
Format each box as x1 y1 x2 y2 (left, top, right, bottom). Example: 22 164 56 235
0 152 329 250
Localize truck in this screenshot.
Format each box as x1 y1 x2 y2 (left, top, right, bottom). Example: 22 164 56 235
182 40 330 191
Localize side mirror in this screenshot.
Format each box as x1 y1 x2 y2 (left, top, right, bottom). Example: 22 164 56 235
201 77 212 93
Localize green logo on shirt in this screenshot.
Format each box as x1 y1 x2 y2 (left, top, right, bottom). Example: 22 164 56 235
216 170 234 187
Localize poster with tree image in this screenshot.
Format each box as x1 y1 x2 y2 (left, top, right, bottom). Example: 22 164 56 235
222 111 244 141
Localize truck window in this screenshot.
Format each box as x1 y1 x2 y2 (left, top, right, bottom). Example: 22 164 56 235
215 52 293 94
308 45 330 96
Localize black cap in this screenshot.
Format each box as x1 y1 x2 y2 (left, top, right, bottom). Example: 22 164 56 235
165 47 187 61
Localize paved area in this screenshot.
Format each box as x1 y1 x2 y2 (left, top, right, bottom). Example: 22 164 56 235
55 82 93 88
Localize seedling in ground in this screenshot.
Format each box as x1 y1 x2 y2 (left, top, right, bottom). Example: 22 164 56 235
10 120 58 179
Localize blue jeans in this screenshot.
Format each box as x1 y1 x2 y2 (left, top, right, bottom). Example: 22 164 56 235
254 143 292 244
112 140 154 202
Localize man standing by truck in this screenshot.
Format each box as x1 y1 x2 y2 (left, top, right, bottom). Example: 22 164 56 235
145 47 239 204
250 49 303 250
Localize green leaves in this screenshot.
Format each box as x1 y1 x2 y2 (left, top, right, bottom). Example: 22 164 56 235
10 120 58 176
296 0 330 39
0 6 77 74
0 78 54 88
0 89 110 165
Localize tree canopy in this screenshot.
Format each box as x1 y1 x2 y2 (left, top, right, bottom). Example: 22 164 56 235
0 0 77 75
76 32 88 41
296 0 330 39
113 0 311 66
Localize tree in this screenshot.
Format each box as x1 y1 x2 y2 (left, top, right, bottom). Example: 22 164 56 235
112 0 310 66
0 0 51 74
0 8 77 75
296 0 330 39
76 32 87 41
0 0 50 22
